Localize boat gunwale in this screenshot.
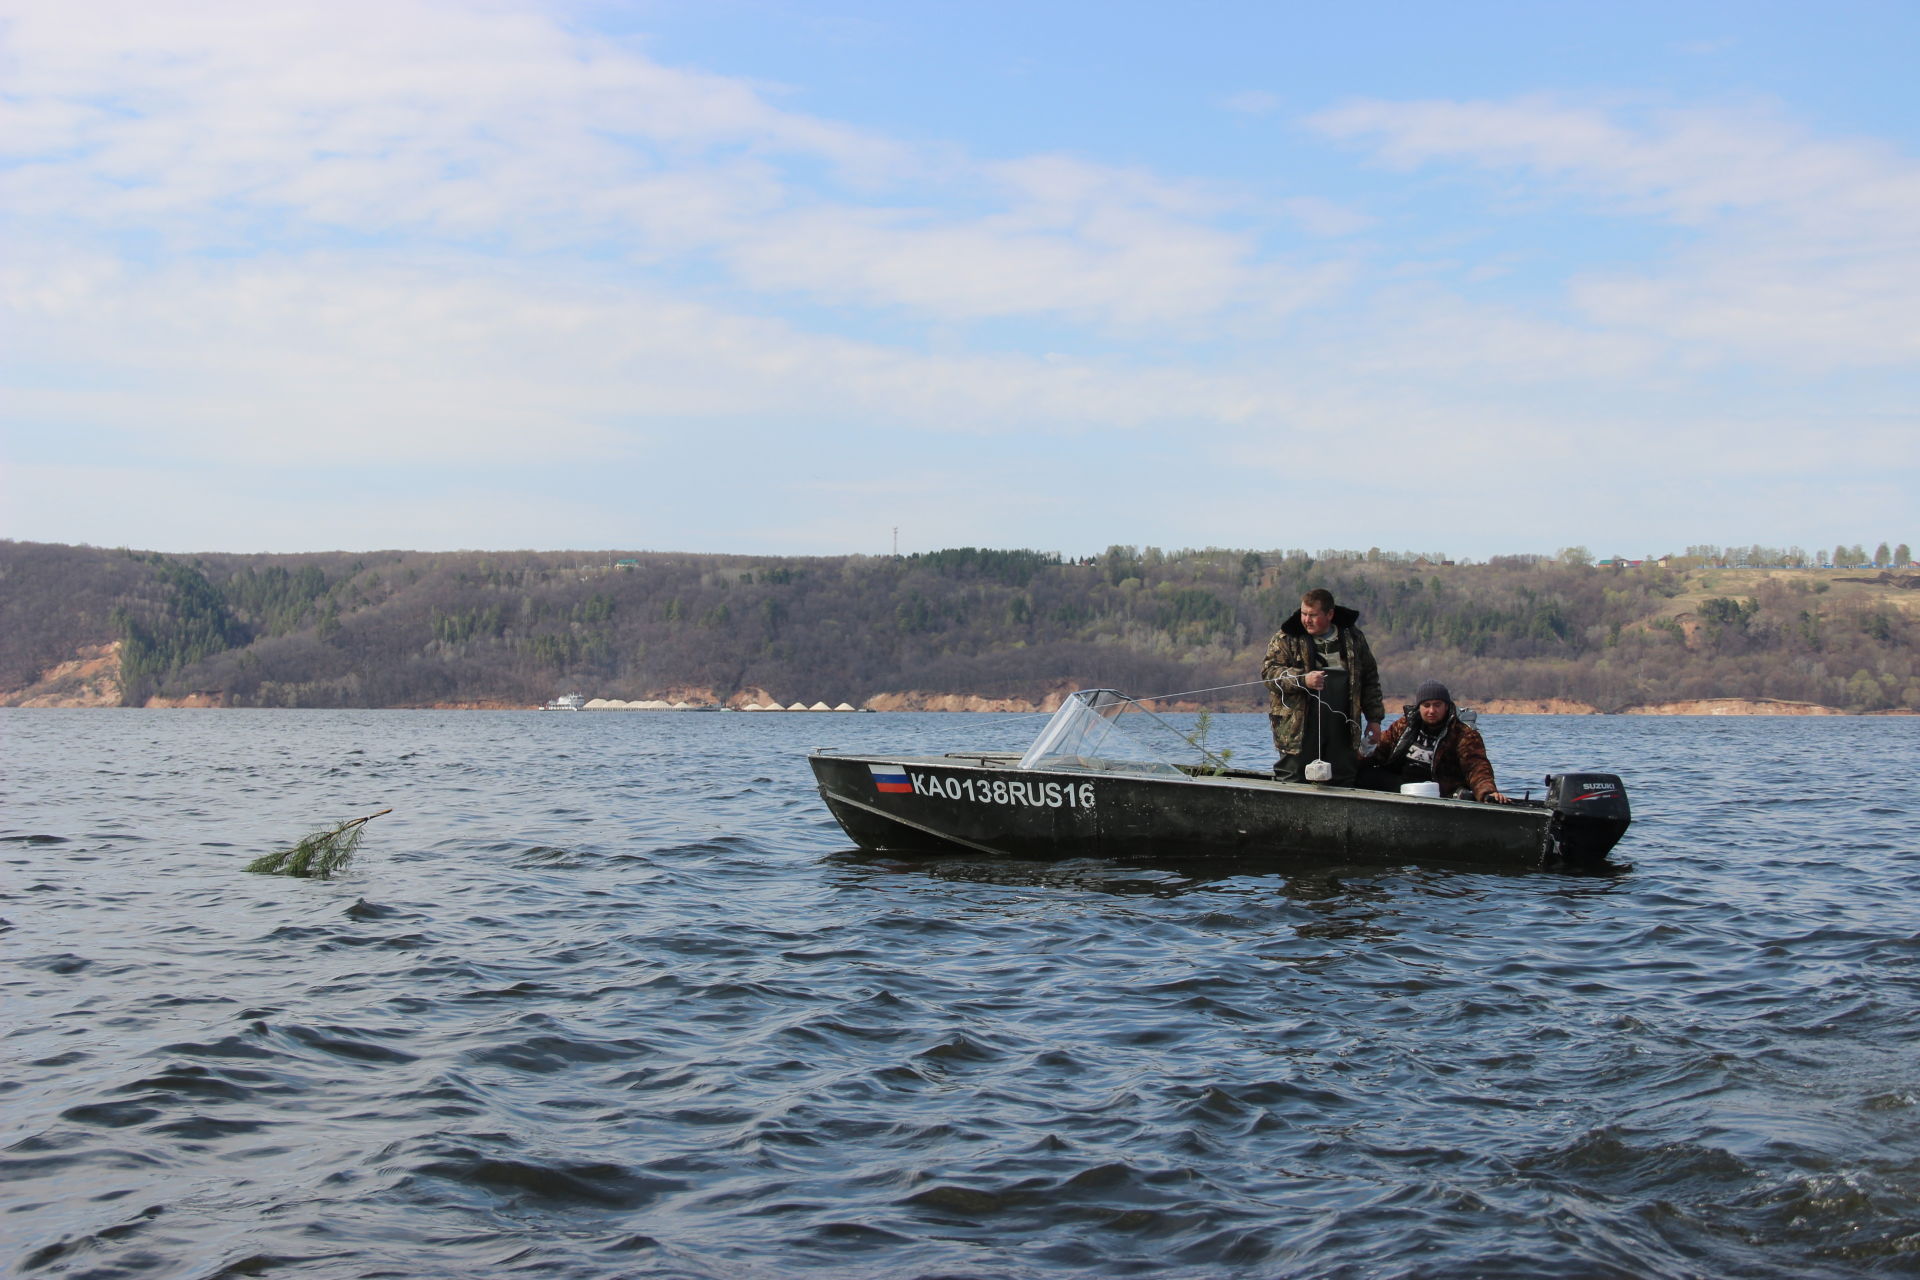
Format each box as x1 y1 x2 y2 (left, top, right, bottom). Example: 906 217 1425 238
808 749 1555 817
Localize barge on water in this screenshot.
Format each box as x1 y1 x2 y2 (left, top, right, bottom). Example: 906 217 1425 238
809 689 1631 870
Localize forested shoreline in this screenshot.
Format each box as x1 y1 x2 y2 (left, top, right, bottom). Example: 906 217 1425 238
2 540 1915 712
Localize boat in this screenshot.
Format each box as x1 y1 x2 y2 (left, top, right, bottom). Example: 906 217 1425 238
542 693 588 711
808 689 1631 870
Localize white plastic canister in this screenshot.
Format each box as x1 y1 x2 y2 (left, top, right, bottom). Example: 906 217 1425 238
1399 781 1442 798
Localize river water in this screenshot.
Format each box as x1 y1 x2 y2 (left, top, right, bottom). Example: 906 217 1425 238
4 709 1918 1279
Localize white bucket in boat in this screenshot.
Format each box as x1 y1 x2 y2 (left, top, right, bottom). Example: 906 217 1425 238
1399 781 1442 798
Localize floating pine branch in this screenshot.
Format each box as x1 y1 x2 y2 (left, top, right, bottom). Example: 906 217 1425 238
247 808 392 878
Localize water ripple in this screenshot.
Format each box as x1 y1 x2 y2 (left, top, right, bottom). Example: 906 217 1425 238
2 708 1917 1278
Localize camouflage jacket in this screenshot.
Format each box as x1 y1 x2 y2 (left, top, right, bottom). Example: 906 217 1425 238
1375 711 1499 800
1260 606 1385 755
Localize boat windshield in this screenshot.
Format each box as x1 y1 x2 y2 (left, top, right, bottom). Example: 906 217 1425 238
1017 689 1222 778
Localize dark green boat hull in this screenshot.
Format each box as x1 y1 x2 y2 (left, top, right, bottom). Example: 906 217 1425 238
810 751 1625 869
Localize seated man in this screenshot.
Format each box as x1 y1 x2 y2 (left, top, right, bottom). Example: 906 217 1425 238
1361 680 1512 803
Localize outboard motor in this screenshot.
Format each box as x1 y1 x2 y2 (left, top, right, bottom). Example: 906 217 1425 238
1544 772 1631 861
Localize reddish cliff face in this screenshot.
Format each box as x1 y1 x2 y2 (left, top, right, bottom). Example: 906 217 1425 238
2 642 124 707
1619 698 1851 716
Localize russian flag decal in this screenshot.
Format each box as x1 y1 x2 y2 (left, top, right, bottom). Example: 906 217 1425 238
869 763 913 794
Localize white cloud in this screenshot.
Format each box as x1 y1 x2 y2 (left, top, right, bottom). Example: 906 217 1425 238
0 0 1300 330
0 244 1311 465
0 459 656 554
715 153 1300 327
1309 287 1659 381
1308 95 1920 366
720 203 1261 326
1311 95 1920 230
1573 245 1920 366
1 0 914 271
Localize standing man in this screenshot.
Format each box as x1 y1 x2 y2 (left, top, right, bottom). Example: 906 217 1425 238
1262 588 1384 785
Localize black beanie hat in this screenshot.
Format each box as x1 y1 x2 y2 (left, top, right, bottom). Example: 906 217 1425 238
1414 679 1451 705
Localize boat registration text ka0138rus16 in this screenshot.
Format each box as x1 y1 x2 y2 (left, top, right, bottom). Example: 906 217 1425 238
871 763 1096 811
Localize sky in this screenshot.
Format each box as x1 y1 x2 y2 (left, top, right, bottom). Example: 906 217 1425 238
3 0 1916 560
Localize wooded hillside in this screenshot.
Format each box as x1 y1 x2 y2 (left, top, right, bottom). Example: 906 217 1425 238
3 540 1916 711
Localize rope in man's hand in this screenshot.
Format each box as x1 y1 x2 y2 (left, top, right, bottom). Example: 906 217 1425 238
1268 672 1380 746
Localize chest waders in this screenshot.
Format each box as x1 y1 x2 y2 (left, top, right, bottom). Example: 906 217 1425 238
1307 668 1349 783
